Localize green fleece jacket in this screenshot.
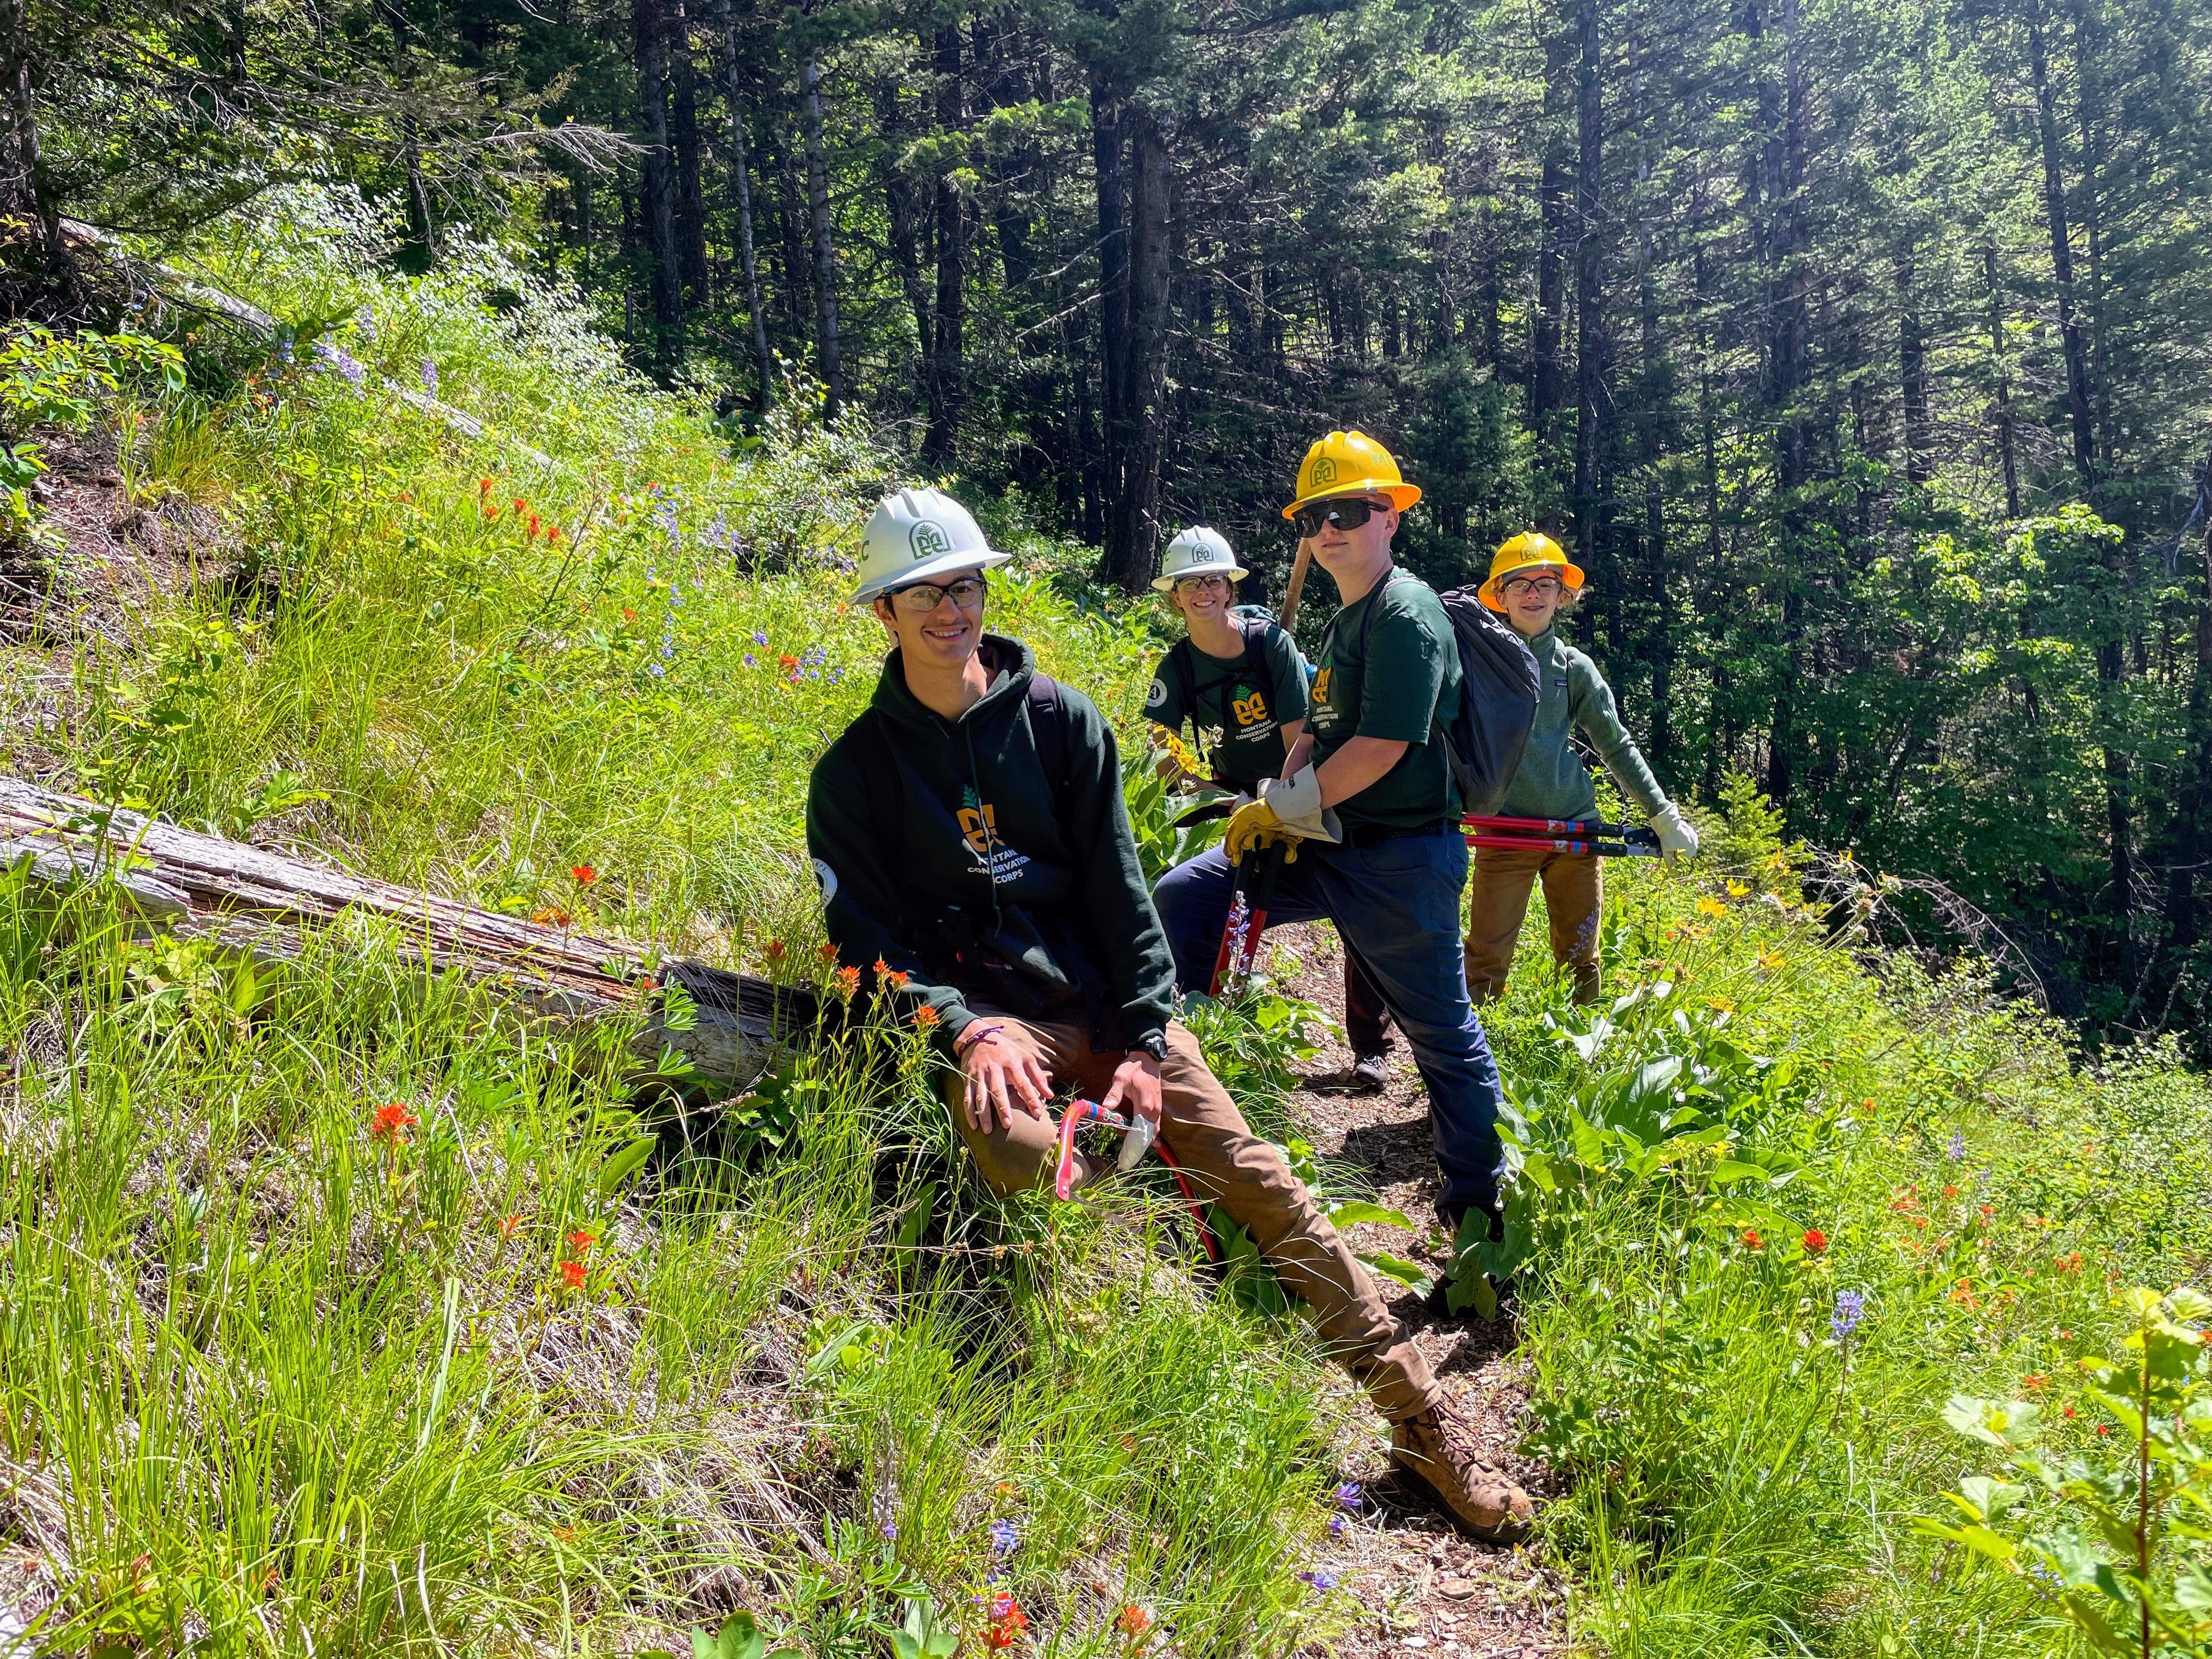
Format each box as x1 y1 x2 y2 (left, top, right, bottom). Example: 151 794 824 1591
1498 625 1669 823
805 635 1174 1051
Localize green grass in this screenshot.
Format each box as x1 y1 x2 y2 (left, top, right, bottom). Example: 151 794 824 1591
2 188 2207 1656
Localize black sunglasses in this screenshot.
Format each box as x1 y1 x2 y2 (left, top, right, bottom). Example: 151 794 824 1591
1290 497 1386 539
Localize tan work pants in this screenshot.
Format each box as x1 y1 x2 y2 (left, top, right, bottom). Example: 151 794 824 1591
1462 844 1602 1006
940 1007 1438 1422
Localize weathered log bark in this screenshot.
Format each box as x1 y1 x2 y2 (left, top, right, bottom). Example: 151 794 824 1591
0 777 814 1090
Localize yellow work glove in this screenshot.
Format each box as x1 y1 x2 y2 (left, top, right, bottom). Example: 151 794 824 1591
1224 796 1298 866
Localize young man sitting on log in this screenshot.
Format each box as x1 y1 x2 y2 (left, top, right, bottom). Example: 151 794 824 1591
804 486 1533 1544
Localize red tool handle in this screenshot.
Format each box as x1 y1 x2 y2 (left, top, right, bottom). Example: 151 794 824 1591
1465 832 1658 859
1465 813 1657 844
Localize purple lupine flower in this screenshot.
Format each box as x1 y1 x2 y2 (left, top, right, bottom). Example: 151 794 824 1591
421 358 438 397
1296 1570 1337 1591
1946 1132 1966 1161
752 630 769 646
1328 1516 1348 1538
1334 1482 1363 1512
743 653 757 667
313 341 365 388
648 662 667 678
989 1518 1017 1555
1832 1290 1865 1341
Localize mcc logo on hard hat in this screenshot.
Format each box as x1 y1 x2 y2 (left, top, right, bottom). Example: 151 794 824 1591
1476 531 1584 612
1283 430 1423 518
1152 526 1246 591
853 486 1009 603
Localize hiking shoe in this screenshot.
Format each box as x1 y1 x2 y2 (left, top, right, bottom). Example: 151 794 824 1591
1350 1052 1391 1092
1391 1395 1534 1544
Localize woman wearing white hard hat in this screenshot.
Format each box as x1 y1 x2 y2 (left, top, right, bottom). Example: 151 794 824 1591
1143 524 1311 817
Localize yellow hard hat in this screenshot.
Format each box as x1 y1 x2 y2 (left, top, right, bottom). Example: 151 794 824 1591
1477 531 1584 613
1282 429 1423 519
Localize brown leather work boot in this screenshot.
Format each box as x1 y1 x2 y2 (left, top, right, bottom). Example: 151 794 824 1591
1391 1393 1534 1544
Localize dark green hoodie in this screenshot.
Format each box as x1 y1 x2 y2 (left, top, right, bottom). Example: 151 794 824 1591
805 634 1174 1051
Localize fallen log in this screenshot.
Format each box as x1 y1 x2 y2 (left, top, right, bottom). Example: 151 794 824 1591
0 775 816 1089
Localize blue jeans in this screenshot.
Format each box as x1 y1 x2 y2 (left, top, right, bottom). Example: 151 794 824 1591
1152 832 1506 1225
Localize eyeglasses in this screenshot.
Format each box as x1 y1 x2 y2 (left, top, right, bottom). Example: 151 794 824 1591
1290 497 1386 539
1173 573 1231 593
1499 574 1565 599
887 577 989 612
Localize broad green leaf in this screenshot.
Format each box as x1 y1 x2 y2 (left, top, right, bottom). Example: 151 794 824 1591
1359 1250 1433 1292
1711 1161 1768 1184
1960 1476 2025 1519
597 1134 658 1196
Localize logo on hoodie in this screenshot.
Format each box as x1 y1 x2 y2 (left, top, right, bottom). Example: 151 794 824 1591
958 785 1030 882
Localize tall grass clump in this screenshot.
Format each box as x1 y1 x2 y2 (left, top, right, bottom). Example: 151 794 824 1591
1459 784 2212 1657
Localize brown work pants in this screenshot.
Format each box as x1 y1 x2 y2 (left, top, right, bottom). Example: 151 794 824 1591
939 1007 1438 1423
1462 844 1603 1006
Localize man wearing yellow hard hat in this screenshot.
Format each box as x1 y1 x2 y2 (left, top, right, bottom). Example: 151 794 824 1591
1457 531 1696 1003
1152 433 1527 1472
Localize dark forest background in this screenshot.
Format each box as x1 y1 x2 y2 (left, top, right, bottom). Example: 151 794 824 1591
6 0 2212 1040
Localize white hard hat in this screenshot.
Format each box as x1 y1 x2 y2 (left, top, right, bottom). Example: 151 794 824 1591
1152 525 1246 591
853 487 1010 603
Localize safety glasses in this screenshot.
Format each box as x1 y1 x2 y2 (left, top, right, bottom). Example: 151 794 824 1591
1499 573 1565 599
1290 496 1385 539
887 576 989 612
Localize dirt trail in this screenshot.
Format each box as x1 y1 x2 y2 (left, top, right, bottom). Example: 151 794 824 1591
1270 923 1568 1659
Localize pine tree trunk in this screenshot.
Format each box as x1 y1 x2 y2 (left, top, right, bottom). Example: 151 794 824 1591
1897 247 1930 486
924 22 967 469
1533 145 1567 465
718 0 773 410
1985 246 2020 516
1573 0 1606 588
2073 0 2115 465
634 0 686 362
1104 104 1170 594
875 81 936 415
1 0 65 281
2161 460 2212 969
669 0 712 306
802 48 842 419
2028 13 2096 487
1089 64 1129 511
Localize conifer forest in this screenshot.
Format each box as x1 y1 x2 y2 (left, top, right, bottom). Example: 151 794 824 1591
13 0 2212 1039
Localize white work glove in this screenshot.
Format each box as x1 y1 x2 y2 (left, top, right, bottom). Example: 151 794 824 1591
1223 766 1341 864
1649 801 1700 864
1257 766 1341 844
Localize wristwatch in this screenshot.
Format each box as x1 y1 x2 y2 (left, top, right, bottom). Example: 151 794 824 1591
1132 1031 1169 1064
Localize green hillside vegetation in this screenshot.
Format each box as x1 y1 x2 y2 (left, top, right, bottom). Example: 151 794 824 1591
1 206 2208 1657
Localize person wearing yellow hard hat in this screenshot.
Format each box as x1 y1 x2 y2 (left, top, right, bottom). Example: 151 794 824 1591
1456 529 1697 1007
1147 432 1536 1542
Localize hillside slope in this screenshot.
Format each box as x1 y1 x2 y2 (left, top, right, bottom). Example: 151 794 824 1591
2 201 2208 1658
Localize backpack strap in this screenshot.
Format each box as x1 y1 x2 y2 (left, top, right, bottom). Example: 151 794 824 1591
1164 638 1214 774
1355 568 1408 669
1024 672 1073 809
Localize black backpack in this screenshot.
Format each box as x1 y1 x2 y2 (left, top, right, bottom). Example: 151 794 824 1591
1166 608 1271 780
1357 573 1539 818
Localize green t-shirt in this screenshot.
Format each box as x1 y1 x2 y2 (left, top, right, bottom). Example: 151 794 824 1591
1144 621 1310 790
1308 568 1462 830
